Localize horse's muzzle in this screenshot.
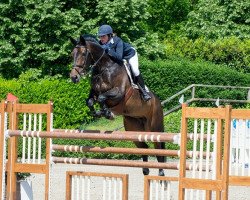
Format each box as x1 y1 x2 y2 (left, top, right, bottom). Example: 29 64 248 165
71 75 80 83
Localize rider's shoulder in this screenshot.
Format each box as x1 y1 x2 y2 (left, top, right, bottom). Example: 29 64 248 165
112 36 123 43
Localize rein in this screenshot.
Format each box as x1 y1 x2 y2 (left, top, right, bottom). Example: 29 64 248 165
73 45 105 76
91 49 105 68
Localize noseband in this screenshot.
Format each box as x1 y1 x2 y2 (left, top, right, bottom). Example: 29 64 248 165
72 45 105 76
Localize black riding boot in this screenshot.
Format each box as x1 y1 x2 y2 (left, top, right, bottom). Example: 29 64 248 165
135 74 151 101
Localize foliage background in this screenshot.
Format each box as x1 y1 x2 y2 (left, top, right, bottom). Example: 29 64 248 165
1 0 249 78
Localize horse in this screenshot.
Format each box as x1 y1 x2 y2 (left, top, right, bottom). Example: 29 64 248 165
69 35 165 177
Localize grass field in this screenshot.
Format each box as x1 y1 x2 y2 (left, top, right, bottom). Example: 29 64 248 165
78 110 182 133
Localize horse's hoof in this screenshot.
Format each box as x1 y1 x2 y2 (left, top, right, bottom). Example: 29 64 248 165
104 110 115 120
143 168 150 175
158 169 165 177
93 110 102 118
87 98 94 107
160 180 170 190
98 95 106 103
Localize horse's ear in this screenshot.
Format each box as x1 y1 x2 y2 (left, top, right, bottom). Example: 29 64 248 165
79 35 86 46
69 36 77 46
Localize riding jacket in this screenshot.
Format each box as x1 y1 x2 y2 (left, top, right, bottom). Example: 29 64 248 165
99 36 136 64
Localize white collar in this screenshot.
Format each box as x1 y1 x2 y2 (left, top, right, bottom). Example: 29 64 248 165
107 38 114 45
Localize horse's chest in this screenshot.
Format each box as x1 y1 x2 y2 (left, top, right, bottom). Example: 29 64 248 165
92 73 112 93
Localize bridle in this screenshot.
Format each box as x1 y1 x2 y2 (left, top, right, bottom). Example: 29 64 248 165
72 44 105 76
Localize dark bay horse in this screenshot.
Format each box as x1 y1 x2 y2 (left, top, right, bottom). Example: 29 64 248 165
69 35 165 176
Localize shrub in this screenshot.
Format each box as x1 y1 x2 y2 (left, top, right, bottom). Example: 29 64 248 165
139 56 250 112
0 70 92 128
164 37 250 73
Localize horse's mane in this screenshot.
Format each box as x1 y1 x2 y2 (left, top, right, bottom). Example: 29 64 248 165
81 34 99 45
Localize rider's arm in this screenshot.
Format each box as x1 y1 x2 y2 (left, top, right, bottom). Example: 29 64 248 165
107 39 124 62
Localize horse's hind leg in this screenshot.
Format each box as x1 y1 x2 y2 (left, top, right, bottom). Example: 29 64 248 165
134 141 150 175
154 142 166 176
123 116 150 175
150 97 165 177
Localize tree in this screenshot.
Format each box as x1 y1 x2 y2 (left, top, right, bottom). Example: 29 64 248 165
96 0 165 59
0 0 94 78
147 0 192 38
182 0 250 39
0 0 165 78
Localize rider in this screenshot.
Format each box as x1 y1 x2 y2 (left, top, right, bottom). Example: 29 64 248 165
97 24 151 102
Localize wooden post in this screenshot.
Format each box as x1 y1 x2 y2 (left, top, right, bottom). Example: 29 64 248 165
215 107 223 200
0 101 6 199
6 100 18 200
45 101 53 200
221 105 231 200
178 103 188 200
65 172 71 200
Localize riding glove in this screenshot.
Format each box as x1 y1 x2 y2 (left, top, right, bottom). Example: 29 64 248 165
102 44 111 53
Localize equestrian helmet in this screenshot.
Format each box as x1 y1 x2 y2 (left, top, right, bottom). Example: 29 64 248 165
98 25 113 36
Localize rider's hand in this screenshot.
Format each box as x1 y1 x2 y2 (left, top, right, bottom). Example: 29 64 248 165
104 47 110 53
101 45 110 53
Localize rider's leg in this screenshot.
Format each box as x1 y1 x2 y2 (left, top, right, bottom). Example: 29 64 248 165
135 74 151 101
128 52 151 101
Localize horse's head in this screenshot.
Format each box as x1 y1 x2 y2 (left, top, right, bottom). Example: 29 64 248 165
69 35 93 83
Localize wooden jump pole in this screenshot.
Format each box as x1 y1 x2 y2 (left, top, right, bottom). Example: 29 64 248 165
53 129 211 140
52 157 209 171
52 144 211 158
7 130 179 142
7 130 211 143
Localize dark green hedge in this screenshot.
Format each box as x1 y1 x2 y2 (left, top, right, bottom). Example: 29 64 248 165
164 37 250 73
0 76 92 128
140 57 250 110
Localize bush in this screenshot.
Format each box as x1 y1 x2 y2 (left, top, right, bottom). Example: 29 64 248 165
164 37 250 73
0 70 92 128
139 56 250 111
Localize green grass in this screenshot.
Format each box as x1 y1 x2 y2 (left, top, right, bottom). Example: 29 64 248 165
78 115 124 131
78 111 183 134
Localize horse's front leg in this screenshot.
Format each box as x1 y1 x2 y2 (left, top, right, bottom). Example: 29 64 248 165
86 89 102 117
97 87 123 119
97 87 123 102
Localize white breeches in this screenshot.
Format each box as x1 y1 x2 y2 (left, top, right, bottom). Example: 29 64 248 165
128 51 140 76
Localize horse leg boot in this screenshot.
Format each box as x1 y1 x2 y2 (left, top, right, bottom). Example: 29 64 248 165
135 74 151 101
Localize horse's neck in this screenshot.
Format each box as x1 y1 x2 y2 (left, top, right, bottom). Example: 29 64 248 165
89 44 130 87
